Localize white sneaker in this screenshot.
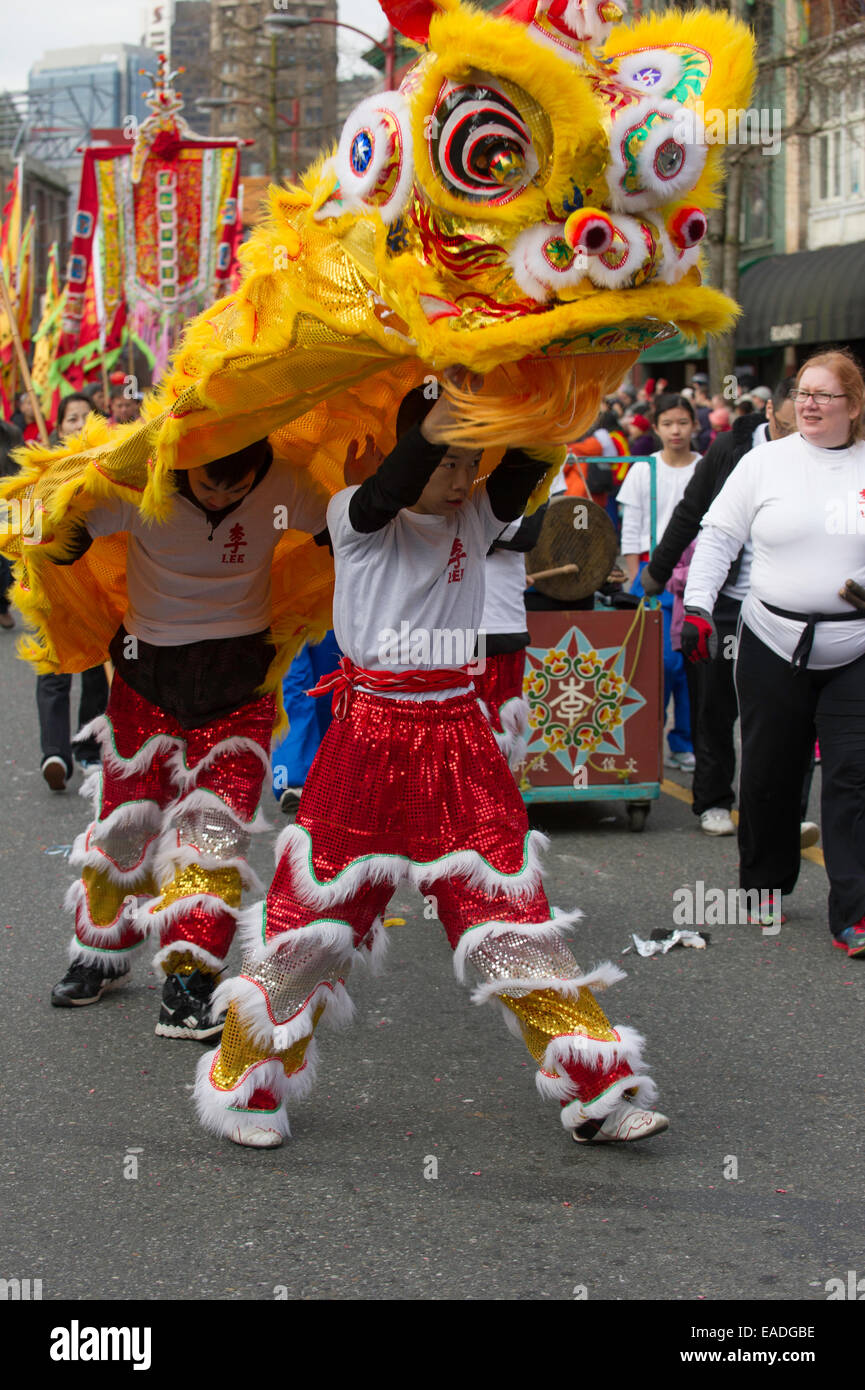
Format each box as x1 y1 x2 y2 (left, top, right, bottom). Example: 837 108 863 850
229 1121 284 1149
41 756 68 792
701 807 735 836
800 821 820 849
572 1101 669 1143
666 750 696 771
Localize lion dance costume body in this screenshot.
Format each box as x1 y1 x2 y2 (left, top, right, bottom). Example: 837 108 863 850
1 0 754 1142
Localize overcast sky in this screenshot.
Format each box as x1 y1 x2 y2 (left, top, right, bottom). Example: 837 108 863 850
1 0 391 91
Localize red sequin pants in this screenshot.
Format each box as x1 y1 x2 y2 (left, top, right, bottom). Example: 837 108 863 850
195 692 658 1140
473 649 529 770
67 672 274 977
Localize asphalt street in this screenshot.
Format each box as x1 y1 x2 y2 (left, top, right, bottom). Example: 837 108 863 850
1 626 862 1308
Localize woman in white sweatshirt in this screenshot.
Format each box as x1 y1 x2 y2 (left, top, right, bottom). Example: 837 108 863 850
683 350 865 956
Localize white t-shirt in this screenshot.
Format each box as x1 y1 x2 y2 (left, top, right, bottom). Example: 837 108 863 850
617 450 701 554
720 422 770 602
328 484 506 699
685 434 865 668
482 519 529 635
85 462 329 646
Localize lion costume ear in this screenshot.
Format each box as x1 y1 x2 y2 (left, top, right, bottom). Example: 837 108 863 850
379 0 447 43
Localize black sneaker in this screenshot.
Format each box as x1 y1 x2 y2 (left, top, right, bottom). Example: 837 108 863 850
279 787 303 815
155 969 225 1040
41 756 69 792
51 961 131 1007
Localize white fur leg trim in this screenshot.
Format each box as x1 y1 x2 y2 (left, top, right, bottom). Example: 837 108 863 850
356 916 389 974
64 878 144 945
498 697 530 770
452 910 582 985
535 1024 659 1121
151 840 264 897
151 940 227 975
273 823 408 906
471 959 626 1005
138 892 241 940
193 1041 321 1140
211 972 353 1052
274 823 548 907
67 934 143 972
78 765 102 811
165 737 271 794
76 716 184 781
163 786 272 834
560 1072 660 1127
409 829 550 899
235 904 357 966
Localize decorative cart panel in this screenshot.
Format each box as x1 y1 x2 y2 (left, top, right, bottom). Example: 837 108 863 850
519 606 663 828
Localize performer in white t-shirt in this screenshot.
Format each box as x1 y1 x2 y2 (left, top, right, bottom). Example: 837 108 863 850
48 438 330 1036
684 350 865 956
195 384 669 1150
617 394 701 770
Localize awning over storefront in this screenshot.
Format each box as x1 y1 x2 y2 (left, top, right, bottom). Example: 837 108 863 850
736 241 865 350
639 241 865 363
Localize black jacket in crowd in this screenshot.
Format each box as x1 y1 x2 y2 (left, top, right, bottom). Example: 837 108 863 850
644 411 767 592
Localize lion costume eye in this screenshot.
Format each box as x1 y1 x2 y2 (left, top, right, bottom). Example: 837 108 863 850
428 79 540 205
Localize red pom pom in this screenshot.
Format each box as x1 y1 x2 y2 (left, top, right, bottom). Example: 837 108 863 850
669 206 707 250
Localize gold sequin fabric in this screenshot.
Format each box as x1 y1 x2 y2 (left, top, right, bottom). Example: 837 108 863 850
79 866 137 929
210 1002 319 1092
155 864 243 911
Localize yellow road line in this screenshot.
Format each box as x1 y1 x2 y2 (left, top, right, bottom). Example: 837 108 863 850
660 779 825 867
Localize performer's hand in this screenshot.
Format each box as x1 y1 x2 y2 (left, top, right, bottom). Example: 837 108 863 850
680 607 717 663
420 367 484 443
640 567 666 598
606 566 627 586
344 434 382 486
840 577 865 611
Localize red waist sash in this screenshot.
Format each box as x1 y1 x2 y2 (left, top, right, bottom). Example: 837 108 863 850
306 656 473 720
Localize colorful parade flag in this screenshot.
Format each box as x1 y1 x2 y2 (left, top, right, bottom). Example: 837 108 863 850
59 55 246 390
0 162 23 415
31 241 67 422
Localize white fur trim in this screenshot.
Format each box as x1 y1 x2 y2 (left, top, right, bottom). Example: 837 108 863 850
509 223 588 303
586 213 653 290
471 958 626 1005
560 1072 660 1126
165 736 270 794
452 910 582 984
163 786 272 834
235 906 356 966
67 934 143 972
76 714 183 781
193 1041 321 1140
356 916 389 974
273 823 408 903
78 765 102 811
615 49 684 100
210 971 353 1052
137 892 241 940
607 98 707 213
151 940 227 975
273 823 548 907
322 91 413 223
68 802 163 886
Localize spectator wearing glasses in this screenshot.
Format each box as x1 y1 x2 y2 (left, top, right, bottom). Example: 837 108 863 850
641 378 798 837
682 349 865 954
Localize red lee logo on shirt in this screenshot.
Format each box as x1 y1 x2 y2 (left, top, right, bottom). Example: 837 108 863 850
222 523 247 564
446 537 466 584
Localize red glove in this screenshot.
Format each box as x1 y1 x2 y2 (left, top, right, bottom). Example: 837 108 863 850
680 609 717 663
